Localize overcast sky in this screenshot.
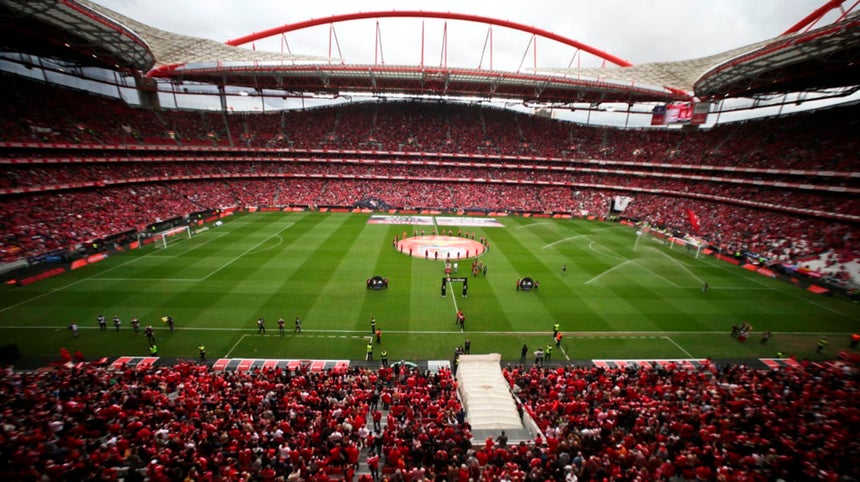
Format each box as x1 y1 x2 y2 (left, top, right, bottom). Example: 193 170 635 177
95 0 832 67
90 0 846 126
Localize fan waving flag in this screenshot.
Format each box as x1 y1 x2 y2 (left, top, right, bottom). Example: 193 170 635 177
687 209 701 233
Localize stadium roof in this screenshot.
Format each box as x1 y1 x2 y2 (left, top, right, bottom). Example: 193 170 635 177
0 0 857 104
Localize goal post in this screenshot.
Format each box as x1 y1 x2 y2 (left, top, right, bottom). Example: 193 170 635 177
636 224 704 258
138 225 192 249
160 225 191 248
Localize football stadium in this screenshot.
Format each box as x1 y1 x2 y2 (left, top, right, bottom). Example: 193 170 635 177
0 1 859 480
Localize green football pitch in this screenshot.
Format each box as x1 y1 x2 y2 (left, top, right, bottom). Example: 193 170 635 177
1 211 857 363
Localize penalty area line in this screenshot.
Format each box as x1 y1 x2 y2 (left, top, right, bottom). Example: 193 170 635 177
225 334 248 358
663 336 694 358
592 241 680 288
202 223 293 281
542 235 586 249
697 254 852 318
585 260 633 285
650 248 705 285
516 222 553 230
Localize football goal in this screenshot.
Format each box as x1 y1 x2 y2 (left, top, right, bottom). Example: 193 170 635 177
635 225 704 259
141 225 192 249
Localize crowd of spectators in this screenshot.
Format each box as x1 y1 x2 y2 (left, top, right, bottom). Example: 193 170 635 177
3 76 857 169
1 357 856 481
0 361 471 482
0 77 857 278
621 194 856 265
2 160 855 223
502 360 859 481
2 166 855 273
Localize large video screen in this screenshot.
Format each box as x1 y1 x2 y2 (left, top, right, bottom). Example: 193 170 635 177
651 102 708 125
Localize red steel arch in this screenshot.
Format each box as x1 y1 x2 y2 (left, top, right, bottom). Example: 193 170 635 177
782 0 853 35
226 10 633 68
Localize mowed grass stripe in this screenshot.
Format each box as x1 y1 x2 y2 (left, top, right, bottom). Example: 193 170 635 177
1 213 859 361
471 231 544 332
641 238 856 330
299 215 377 329
591 241 721 333
633 239 844 331
183 213 341 357
580 232 762 333
405 234 438 331
580 231 724 331
0 224 252 328
171 213 313 330
490 223 603 330
192 213 342 327
695 250 858 326
305 215 392 332
362 225 414 333
121 214 273 280
0 217 289 357
148 213 308 330
578 255 700 333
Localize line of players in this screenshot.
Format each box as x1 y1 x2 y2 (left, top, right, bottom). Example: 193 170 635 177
82 314 309 337
255 315 303 335
74 314 307 360
88 313 172 338
68 314 175 357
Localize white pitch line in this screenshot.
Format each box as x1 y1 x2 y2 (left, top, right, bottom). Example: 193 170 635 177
589 225 624 232
448 280 460 314
141 231 230 259
663 336 694 358
585 260 633 285
650 247 705 284
0 247 165 314
247 235 284 255
593 240 681 288
0 229 231 314
88 277 202 282
225 334 248 358
0 326 854 337
587 241 627 261
516 222 554 230
542 235 586 249
707 287 773 290
632 262 682 288
202 223 293 280
697 253 852 318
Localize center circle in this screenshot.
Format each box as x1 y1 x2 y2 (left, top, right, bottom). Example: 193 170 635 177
395 235 486 260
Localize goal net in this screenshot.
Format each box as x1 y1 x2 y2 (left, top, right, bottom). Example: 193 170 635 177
148 225 192 249
635 225 704 259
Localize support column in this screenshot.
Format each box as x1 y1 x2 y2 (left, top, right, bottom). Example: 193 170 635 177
135 75 161 111
218 84 234 147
